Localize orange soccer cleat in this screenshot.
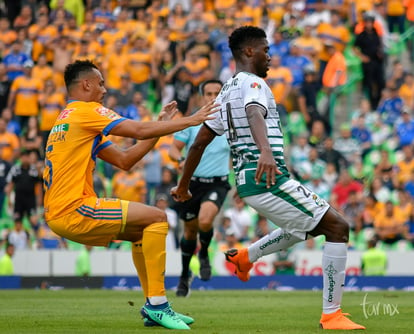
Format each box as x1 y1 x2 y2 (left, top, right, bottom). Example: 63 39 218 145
224 248 253 282
320 309 366 330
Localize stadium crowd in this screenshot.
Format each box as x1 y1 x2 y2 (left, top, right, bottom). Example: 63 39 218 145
0 0 414 261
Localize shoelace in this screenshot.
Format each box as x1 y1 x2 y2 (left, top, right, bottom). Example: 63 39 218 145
162 305 181 320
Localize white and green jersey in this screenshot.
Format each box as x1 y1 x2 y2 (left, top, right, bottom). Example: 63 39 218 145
205 71 290 197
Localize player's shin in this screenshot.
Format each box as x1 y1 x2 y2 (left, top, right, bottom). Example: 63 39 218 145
322 242 347 314
248 228 302 262
142 222 168 305
132 241 148 299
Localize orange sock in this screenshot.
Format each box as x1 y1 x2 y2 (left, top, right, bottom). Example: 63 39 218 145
142 222 168 298
132 241 148 299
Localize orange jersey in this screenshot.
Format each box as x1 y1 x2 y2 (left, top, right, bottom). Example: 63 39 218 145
399 83 414 109
322 51 347 88
266 66 293 104
387 0 405 16
39 92 66 131
317 23 350 61
0 29 17 47
405 0 414 21
125 50 152 84
112 169 146 203
103 52 128 90
43 101 126 221
10 76 43 116
0 132 19 162
32 64 54 83
184 58 210 87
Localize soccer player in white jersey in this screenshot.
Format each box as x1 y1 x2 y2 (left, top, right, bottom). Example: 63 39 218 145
171 26 365 330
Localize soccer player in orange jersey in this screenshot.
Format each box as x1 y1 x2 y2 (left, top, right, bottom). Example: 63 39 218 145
42 59 217 330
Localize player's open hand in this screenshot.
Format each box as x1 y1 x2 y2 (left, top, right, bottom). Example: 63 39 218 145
255 150 282 188
170 185 192 202
189 99 219 125
158 101 179 121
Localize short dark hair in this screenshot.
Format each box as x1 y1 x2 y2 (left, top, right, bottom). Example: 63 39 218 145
228 26 267 60
199 79 223 95
64 59 99 90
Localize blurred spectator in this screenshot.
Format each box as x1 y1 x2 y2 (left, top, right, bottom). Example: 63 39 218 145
279 14 302 41
322 162 339 189
0 117 20 163
316 9 350 78
386 0 406 35
351 115 373 159
387 60 408 89
223 193 254 243
268 29 290 58
319 137 348 174
266 54 292 128
92 0 113 28
143 148 162 205
50 0 85 27
353 12 385 109
330 169 364 210
13 5 34 30
374 200 406 248
123 92 144 121
75 245 93 277
7 60 42 132
396 110 414 148
20 116 43 160
0 242 14 275
308 119 327 153
289 133 311 176
307 174 331 201
283 40 312 91
399 73 414 111
294 23 322 67
369 176 393 203
296 147 326 184
39 79 65 146
373 149 397 190
155 166 178 209
5 219 31 250
125 35 153 100
32 53 53 84
298 64 321 129
350 98 377 130
28 13 57 64
252 215 274 242
0 16 17 49
396 144 414 185
342 190 365 233
113 73 135 109
334 123 361 164
112 164 146 204
0 63 11 114
5 149 42 233
2 40 30 81
360 238 387 275
102 38 128 94
377 86 404 127
272 248 296 275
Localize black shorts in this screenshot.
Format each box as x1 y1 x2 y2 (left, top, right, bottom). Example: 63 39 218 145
174 176 231 222
14 196 37 221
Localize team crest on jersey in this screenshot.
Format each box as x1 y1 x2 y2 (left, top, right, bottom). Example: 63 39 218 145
95 106 121 120
312 193 327 207
250 82 261 89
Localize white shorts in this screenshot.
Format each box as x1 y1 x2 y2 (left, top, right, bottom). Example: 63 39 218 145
243 179 330 240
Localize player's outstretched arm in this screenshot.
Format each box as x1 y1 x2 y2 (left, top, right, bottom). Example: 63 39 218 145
246 104 282 188
171 125 216 202
110 100 219 140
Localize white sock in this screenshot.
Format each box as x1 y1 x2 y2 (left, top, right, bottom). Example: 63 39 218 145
248 228 302 262
148 296 168 306
322 242 347 314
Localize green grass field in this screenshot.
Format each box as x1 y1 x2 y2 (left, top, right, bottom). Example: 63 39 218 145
0 290 412 333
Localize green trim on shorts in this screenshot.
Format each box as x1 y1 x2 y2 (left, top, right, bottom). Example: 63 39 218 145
271 187 314 218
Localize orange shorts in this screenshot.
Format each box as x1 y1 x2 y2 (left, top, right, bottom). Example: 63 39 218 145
47 197 129 246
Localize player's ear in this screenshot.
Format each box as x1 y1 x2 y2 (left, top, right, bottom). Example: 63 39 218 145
82 79 90 91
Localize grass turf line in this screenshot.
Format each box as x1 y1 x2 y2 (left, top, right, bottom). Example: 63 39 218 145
0 290 412 333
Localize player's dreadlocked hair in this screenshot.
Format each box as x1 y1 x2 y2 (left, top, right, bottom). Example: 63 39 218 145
64 59 99 90
228 26 267 60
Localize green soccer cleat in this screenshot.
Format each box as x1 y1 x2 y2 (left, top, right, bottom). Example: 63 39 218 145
141 302 190 330
143 311 194 327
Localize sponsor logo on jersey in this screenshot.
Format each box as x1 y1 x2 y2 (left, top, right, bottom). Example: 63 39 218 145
48 123 69 143
95 107 121 120
250 82 261 89
57 108 74 120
